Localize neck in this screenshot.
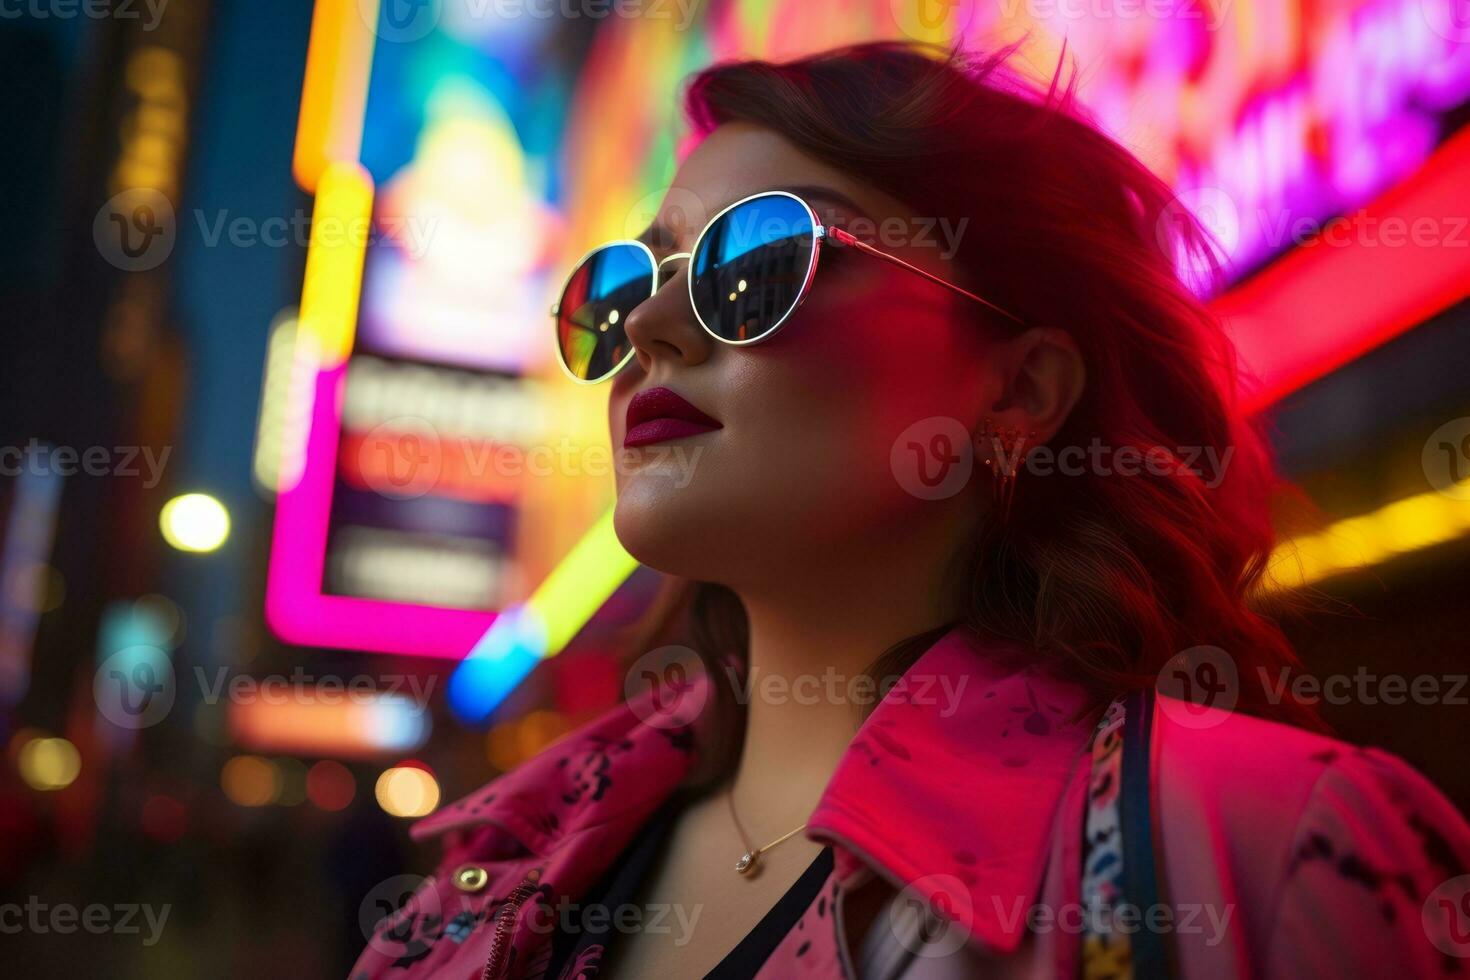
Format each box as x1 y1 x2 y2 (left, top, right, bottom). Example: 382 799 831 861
724 548 961 839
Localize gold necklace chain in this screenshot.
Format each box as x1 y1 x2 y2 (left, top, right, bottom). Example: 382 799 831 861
726 788 808 877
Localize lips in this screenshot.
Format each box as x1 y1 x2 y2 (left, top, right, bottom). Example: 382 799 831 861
624 386 723 448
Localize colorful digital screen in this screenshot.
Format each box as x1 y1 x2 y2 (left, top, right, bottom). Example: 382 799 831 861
266 5 572 656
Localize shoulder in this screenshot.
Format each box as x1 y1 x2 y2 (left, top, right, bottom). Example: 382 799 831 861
1151 701 1470 975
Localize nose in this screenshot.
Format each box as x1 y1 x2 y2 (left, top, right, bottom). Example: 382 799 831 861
621 253 714 374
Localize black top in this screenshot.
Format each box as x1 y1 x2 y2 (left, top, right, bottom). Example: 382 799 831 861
543 800 834 979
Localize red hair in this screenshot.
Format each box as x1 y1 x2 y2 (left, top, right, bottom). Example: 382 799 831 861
632 41 1316 770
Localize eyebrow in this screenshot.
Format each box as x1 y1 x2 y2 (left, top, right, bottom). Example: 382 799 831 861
635 184 874 250
778 184 872 223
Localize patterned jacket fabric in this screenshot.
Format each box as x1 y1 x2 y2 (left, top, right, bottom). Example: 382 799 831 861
348 625 1470 979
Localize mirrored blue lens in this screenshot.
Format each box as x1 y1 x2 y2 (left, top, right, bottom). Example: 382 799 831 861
690 195 815 343
556 243 654 381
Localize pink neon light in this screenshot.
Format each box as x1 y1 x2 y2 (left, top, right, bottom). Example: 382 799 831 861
1217 125 1470 412
265 364 498 658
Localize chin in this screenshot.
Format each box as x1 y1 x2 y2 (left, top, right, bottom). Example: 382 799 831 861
613 470 767 583
614 480 714 580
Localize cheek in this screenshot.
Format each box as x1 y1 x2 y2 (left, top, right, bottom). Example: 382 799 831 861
716 303 982 525
777 284 986 433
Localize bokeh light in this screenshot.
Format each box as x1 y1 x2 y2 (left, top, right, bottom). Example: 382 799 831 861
374 763 440 818
220 755 280 807
160 493 231 553
306 760 356 811
17 736 81 791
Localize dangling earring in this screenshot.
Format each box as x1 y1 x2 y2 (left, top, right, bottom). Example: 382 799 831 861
979 419 1032 522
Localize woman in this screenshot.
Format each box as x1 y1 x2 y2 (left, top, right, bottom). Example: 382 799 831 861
350 42 1470 979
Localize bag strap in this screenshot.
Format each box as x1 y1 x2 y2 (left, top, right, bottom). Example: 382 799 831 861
1120 687 1169 979
1080 688 1173 980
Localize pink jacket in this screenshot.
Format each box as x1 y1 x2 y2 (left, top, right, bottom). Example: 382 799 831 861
348 626 1470 978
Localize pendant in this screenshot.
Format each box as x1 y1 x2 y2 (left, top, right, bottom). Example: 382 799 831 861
735 849 760 876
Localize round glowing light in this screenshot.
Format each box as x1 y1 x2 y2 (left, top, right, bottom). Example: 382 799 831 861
375 765 440 818
607 309 620 324
486 721 520 772
728 291 737 301
18 736 81 791
160 494 230 553
221 755 280 807
518 710 568 759
306 760 356 811
486 711 568 772
737 279 747 292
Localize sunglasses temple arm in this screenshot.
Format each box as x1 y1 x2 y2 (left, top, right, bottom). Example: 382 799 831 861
824 226 1026 326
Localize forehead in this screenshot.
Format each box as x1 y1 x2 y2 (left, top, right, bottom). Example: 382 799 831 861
637 122 902 249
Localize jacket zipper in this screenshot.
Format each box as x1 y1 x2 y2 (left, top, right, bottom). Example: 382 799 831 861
480 867 541 980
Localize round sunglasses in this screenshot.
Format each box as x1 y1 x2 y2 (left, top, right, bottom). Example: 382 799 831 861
551 189 1024 384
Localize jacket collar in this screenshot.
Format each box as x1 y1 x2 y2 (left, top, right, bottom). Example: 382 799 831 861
806 624 1096 954
412 625 1095 956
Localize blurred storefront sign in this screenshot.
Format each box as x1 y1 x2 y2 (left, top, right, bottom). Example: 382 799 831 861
264 2 573 659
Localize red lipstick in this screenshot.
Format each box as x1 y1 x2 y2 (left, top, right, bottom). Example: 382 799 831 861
624 387 723 448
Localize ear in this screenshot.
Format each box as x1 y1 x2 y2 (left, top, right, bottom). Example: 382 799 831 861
988 327 1086 443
